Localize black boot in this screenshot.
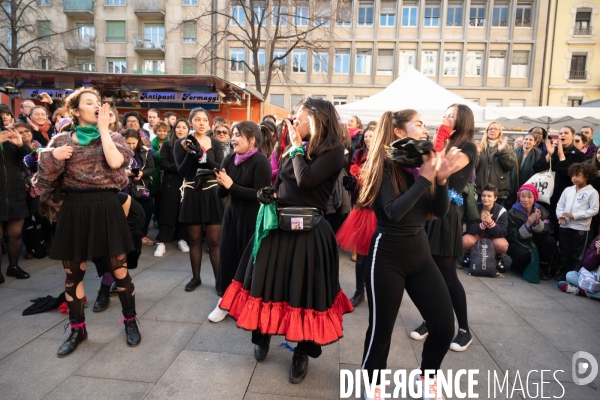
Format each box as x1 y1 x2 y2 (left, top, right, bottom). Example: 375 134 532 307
289 351 309 384
0 272 4 285
461 253 470 269
254 335 271 361
349 290 365 307
57 316 87 357
123 310 141 347
109 282 118 296
496 258 506 274
93 284 110 313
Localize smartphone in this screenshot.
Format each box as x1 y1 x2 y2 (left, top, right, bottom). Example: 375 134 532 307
131 168 140 175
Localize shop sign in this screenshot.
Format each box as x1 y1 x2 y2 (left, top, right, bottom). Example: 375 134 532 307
139 91 220 103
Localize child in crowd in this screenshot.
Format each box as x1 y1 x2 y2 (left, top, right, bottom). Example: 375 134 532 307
462 183 509 272
558 235 600 299
555 163 600 281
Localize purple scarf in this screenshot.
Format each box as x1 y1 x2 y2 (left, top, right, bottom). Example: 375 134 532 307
402 166 421 181
234 147 259 166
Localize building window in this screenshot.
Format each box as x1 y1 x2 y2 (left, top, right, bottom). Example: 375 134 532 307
358 1 374 27
106 21 126 42
509 100 526 107
270 94 285 108
488 51 506 77
182 21 197 43
465 51 482 76
398 50 416 74
487 99 503 107
38 21 51 41
182 58 196 74
424 2 441 27
231 3 246 26
40 57 51 70
295 3 309 27
356 50 372 74
230 48 245 72
447 2 463 27
313 51 329 74
515 2 532 27
76 58 95 72
336 0 352 26
469 3 486 27
492 2 509 27
402 3 418 27
354 96 368 101
333 96 348 106
292 49 307 73
272 7 288 26
37 0 51 5
421 50 438 76
379 0 396 27
570 54 587 80
253 2 266 26
377 49 394 74
107 58 127 74
106 0 126 5
291 94 304 107
273 49 287 72
575 11 592 35
466 98 480 105
315 1 332 27
568 97 583 107
443 51 460 76
334 49 350 74
253 49 266 72
182 0 198 5
511 51 529 78
144 60 165 73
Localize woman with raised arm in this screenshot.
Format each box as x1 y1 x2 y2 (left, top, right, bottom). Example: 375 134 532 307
35 87 140 357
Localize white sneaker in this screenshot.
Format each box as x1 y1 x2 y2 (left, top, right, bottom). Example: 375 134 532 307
154 243 166 257
421 376 446 399
178 240 190 253
208 298 228 323
362 385 384 400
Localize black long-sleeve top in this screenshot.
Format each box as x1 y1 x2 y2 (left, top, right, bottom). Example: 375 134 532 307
217 152 272 202
274 143 344 211
173 136 223 180
374 165 450 237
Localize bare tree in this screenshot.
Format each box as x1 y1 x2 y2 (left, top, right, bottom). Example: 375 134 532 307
0 0 75 69
184 0 340 101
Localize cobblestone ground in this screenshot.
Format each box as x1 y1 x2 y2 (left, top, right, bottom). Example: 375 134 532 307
0 232 599 400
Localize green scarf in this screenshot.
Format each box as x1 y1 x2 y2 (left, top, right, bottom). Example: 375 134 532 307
252 203 279 263
75 125 101 146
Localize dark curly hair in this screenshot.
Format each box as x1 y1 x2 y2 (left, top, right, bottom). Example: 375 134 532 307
568 162 597 183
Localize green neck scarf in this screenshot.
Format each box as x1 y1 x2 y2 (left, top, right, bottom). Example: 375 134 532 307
75 125 101 146
252 203 279 263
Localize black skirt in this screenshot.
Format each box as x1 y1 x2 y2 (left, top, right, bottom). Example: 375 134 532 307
425 202 462 258
179 180 224 225
220 220 354 345
50 191 134 262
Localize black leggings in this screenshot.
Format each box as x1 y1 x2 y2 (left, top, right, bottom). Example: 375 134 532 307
0 219 24 270
433 255 469 333
187 224 221 280
138 199 154 237
355 254 368 293
362 232 454 382
63 254 135 318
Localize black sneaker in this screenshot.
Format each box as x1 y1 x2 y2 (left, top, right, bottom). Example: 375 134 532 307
254 337 270 361
496 258 506 274
349 290 365 307
289 352 309 384
450 329 473 352
185 277 201 292
460 254 469 269
6 265 30 279
409 321 428 340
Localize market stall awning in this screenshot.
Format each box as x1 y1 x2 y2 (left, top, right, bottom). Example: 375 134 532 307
485 106 600 131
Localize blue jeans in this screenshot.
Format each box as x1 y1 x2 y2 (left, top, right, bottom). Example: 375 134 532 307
566 271 600 300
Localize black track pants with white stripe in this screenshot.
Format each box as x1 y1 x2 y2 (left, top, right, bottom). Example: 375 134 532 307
361 230 455 383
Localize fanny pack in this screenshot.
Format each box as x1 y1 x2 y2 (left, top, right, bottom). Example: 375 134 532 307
277 207 323 231
193 169 217 191
131 182 151 202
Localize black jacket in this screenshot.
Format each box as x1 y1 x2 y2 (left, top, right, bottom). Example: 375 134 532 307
0 142 32 220
532 145 585 206
465 202 508 238
130 147 155 189
507 202 554 244
475 145 516 199
158 140 184 225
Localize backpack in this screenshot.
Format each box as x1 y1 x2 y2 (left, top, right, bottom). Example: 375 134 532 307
468 238 499 277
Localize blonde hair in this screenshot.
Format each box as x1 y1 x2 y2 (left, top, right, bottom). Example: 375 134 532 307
480 121 503 151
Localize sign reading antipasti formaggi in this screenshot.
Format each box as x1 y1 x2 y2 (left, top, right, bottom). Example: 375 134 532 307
139 92 220 103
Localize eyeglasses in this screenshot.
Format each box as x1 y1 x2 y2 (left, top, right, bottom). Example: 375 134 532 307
126 120 138 125
574 140 582 143
215 130 229 135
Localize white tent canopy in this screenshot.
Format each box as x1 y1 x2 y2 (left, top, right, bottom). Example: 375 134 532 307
335 68 487 127
485 107 600 132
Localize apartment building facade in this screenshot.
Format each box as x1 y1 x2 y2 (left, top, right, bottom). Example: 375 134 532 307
11 1 551 112
541 1 600 106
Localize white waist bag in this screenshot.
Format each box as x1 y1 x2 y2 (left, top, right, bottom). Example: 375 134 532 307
524 158 555 204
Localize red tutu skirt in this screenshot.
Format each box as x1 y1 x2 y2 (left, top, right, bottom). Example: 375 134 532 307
336 208 377 255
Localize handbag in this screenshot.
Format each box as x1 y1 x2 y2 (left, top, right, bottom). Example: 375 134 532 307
130 181 151 202
278 207 323 231
524 157 555 204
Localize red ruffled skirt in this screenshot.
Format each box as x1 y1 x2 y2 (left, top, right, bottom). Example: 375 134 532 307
220 221 354 345
335 208 377 255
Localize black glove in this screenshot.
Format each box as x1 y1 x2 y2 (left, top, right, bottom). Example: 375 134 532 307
257 186 276 205
185 134 202 155
342 175 357 192
385 138 434 168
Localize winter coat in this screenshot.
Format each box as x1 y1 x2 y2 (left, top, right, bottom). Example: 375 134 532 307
466 202 508 238
533 144 585 206
158 140 183 226
507 202 553 244
509 147 541 204
0 142 31 221
127 146 155 191
475 144 516 199
556 184 599 231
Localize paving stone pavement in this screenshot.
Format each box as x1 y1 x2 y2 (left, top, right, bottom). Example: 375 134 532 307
1 236 599 400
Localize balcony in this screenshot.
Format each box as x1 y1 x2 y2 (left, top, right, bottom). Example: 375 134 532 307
132 35 165 54
132 70 165 75
70 64 96 72
569 70 587 80
63 0 95 19
63 34 95 56
573 27 592 35
133 0 165 18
